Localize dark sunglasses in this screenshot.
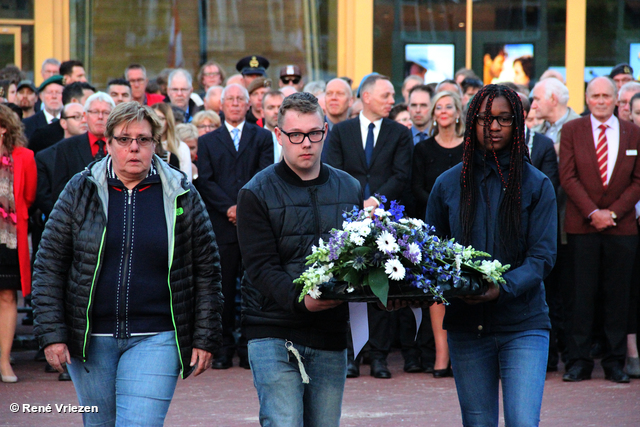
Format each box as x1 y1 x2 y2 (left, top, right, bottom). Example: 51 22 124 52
281 77 301 85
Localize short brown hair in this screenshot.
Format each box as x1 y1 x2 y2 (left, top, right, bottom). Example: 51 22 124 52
104 101 162 143
277 92 324 128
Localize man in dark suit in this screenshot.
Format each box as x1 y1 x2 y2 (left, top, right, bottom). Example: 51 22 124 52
51 92 115 202
324 74 413 379
560 76 640 383
29 81 96 155
196 83 273 369
23 75 64 140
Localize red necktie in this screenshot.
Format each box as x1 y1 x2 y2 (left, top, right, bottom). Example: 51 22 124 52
596 124 608 187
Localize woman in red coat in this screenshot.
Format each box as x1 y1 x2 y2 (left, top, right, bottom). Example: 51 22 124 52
0 104 37 383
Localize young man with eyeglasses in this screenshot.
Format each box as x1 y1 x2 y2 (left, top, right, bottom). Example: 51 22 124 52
196 83 273 371
237 92 362 426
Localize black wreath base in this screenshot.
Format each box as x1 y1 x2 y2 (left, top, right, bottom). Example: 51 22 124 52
317 272 488 302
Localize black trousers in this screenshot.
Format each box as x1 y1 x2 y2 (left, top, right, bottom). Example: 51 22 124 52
218 241 244 355
565 233 638 370
398 306 435 365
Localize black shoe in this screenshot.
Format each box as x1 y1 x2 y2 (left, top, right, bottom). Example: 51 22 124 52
546 364 558 372
238 355 250 370
58 372 71 381
562 366 591 382
211 353 232 370
34 349 46 362
433 367 452 378
604 366 630 383
422 362 434 374
403 358 424 373
346 359 360 378
44 363 57 373
370 359 391 379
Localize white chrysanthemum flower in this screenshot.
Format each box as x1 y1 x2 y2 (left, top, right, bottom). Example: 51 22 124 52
376 230 399 253
308 285 322 299
385 258 406 281
350 234 365 245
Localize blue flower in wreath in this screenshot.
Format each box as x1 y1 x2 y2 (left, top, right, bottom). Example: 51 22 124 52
371 250 385 267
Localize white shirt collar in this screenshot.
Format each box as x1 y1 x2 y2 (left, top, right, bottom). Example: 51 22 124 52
43 109 60 124
224 120 245 134
590 114 618 132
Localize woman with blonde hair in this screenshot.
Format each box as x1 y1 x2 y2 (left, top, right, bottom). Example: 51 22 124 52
151 103 192 181
411 90 465 378
176 123 199 180
192 110 221 137
0 104 37 383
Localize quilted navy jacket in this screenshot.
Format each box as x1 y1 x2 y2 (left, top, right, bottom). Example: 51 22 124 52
426 150 557 333
32 156 223 378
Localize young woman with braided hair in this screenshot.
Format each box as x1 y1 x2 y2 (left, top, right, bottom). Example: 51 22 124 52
426 84 557 426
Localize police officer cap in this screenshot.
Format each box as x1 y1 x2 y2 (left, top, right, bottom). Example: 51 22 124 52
38 75 64 92
236 55 269 76
610 63 634 79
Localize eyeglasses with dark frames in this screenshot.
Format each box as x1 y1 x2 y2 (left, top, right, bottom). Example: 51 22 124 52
112 136 156 147
476 114 515 127
279 129 325 144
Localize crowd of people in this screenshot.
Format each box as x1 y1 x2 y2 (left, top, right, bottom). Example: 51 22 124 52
0 54 639 426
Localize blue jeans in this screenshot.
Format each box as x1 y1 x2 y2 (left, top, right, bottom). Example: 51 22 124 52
67 331 180 427
447 329 549 427
248 338 347 427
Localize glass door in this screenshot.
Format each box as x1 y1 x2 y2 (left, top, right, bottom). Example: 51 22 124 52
0 26 21 68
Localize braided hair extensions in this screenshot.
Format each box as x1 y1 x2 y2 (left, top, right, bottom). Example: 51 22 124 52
459 84 529 262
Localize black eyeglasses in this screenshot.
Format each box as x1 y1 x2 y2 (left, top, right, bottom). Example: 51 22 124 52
476 114 515 127
62 114 83 121
113 136 156 147
281 77 301 85
279 129 325 144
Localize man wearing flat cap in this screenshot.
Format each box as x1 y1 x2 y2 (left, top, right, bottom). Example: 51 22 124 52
246 77 271 126
610 63 635 90
279 65 303 91
15 80 38 119
23 75 64 140
236 55 269 88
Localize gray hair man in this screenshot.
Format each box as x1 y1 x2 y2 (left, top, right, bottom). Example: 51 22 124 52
617 81 640 122
530 78 581 155
167 68 202 122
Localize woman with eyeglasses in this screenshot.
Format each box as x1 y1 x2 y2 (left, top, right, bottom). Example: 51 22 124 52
0 105 37 383
32 102 223 425
410 91 465 378
151 103 193 181
426 85 556 427
192 110 221 137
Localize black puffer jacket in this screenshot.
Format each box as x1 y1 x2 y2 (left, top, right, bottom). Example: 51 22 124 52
237 162 362 351
32 156 223 378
